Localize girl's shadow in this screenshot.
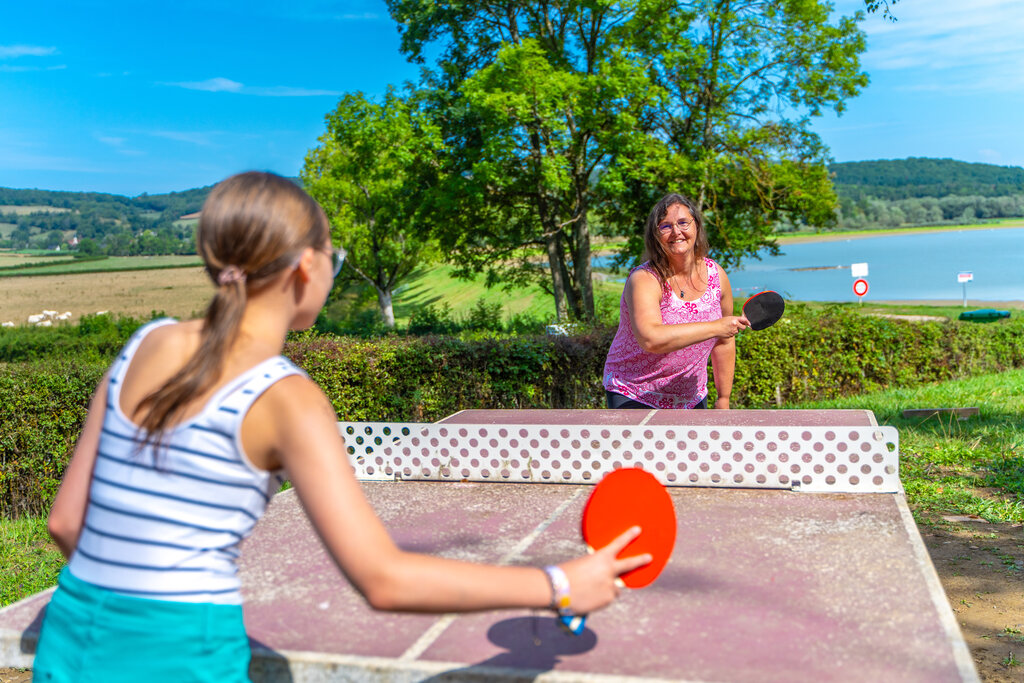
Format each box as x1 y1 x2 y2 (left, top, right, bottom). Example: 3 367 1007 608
422 615 598 681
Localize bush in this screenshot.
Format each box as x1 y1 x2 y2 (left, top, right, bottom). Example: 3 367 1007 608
3 308 1024 517
0 312 149 363
0 359 106 518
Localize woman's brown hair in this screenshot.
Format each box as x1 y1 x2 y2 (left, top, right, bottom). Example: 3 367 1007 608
642 193 709 284
135 171 330 445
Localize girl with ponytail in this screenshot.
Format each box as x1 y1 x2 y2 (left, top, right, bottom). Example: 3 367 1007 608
35 172 647 682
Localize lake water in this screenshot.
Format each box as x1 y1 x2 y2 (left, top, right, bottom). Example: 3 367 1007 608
599 227 1024 302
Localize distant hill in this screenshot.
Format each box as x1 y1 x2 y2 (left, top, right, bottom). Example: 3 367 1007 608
825 158 1024 230
0 185 213 218
0 185 214 253
829 158 1024 201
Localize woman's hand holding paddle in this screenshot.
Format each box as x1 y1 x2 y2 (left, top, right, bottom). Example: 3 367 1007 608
558 526 651 614
716 315 751 338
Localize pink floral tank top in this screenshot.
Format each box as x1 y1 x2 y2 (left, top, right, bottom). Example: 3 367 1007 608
603 258 723 409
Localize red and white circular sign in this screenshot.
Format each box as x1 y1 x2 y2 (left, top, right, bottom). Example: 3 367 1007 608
853 278 869 297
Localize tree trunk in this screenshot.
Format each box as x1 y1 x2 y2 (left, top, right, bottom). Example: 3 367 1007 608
572 214 595 321
377 287 395 328
545 233 569 322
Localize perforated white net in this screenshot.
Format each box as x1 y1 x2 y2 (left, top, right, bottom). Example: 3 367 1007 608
338 422 900 493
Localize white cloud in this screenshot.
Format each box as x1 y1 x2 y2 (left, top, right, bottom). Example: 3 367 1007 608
163 77 338 97
0 64 66 73
0 45 57 59
330 13 379 20
97 136 126 146
149 130 222 146
166 77 244 93
852 0 1024 93
246 86 341 97
977 149 1003 163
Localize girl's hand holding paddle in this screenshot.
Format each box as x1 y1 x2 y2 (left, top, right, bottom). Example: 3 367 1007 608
558 526 651 614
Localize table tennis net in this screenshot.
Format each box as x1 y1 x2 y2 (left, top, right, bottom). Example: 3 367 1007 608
337 423 899 494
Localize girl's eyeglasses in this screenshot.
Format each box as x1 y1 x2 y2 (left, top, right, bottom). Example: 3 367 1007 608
325 246 346 278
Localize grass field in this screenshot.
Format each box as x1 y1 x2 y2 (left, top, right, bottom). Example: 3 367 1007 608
776 217 1024 244
0 252 71 268
0 206 71 216
0 254 202 278
0 266 213 323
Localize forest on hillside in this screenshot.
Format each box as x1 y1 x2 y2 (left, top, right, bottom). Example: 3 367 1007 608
828 158 1024 230
0 185 214 254
2 158 1022 254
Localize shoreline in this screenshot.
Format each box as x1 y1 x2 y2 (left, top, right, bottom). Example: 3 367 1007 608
775 220 1024 245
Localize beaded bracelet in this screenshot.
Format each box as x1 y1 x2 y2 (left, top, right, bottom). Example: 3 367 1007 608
542 565 573 617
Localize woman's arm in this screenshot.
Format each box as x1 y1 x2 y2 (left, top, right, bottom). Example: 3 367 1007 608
626 268 748 355
48 372 110 559
246 377 648 615
710 265 737 409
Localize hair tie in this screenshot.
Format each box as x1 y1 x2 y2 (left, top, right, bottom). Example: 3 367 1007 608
217 265 246 286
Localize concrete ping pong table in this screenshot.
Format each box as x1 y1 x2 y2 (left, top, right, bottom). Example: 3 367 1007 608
0 409 979 682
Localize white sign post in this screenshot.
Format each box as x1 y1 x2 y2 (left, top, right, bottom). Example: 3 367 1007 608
851 262 869 278
957 272 973 307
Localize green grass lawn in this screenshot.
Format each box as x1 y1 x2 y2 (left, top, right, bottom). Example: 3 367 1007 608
3 366 1021 608
776 217 1024 242
0 254 202 277
325 263 627 327
0 516 64 607
796 368 1024 525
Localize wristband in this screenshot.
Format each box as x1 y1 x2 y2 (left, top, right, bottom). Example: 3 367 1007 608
542 565 573 616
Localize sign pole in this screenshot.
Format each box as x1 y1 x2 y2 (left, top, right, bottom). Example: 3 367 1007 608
957 272 973 308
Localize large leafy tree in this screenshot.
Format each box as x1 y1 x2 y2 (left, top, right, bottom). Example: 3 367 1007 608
302 88 443 327
387 0 868 321
603 0 868 268
398 3 666 322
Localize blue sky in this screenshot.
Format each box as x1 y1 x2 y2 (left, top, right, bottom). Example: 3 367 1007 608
2 0 1022 196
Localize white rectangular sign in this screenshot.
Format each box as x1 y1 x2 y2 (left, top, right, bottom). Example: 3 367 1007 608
957 272 973 283
851 262 869 278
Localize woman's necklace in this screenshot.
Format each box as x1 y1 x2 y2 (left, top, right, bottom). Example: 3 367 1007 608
674 264 700 299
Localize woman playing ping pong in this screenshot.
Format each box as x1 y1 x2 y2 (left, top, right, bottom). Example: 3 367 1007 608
35 172 649 682
603 193 749 410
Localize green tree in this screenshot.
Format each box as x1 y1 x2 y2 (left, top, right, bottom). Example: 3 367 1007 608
600 0 867 268
389 1 668 322
44 229 64 249
388 0 867 320
302 88 443 327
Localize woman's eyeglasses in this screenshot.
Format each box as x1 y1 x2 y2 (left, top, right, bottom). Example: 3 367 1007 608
658 219 694 233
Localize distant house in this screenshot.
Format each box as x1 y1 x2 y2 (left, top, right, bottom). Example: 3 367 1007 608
69 235 80 247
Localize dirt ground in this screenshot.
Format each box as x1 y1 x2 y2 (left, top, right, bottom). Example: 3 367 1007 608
922 519 1024 682
2 523 1021 682
0 268 214 324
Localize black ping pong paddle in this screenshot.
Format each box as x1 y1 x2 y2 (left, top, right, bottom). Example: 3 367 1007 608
742 291 785 331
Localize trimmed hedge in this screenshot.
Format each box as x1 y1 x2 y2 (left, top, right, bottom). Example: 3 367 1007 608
3 307 1023 517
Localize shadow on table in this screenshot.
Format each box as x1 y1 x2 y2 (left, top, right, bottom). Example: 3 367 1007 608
421 615 597 682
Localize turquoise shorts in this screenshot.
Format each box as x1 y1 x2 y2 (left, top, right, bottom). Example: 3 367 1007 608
33 567 251 683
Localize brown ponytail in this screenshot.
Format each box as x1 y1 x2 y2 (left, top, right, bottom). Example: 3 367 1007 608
135 172 329 448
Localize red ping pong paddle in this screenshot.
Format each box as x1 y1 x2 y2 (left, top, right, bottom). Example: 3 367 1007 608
559 467 676 635
742 290 785 331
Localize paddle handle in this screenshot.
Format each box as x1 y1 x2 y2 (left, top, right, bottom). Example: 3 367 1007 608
555 576 624 636
559 614 587 635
